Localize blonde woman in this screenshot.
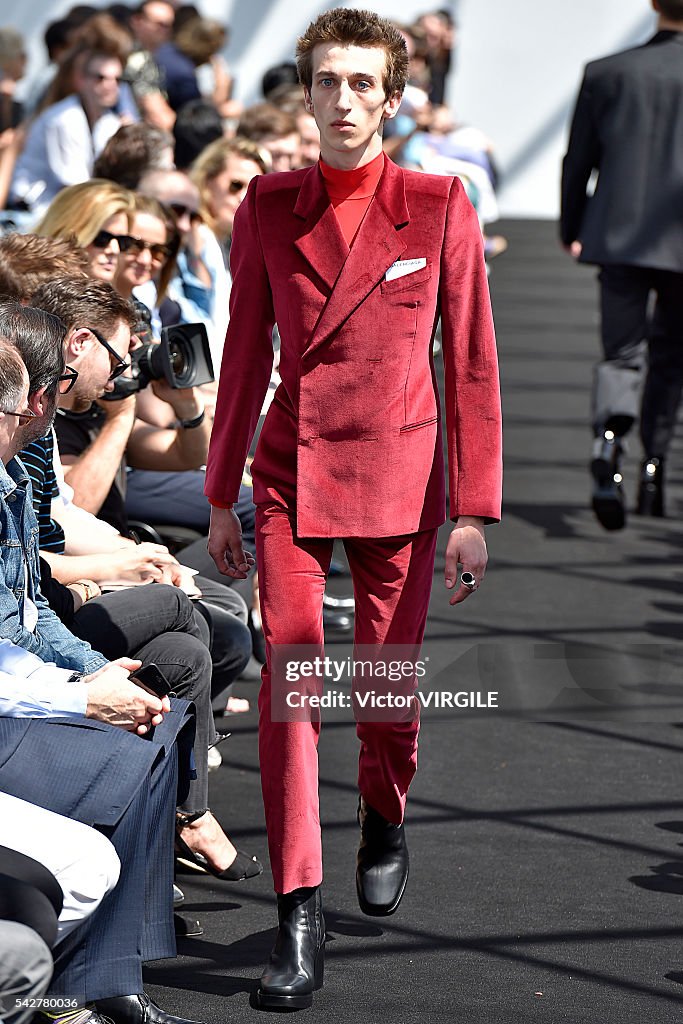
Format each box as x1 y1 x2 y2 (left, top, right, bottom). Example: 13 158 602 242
35 178 134 284
191 136 266 263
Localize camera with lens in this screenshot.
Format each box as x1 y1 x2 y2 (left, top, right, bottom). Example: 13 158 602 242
104 322 214 399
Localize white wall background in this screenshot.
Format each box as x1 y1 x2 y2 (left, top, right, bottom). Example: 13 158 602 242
9 0 659 218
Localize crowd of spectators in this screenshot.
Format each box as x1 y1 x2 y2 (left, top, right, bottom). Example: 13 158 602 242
0 4 503 1020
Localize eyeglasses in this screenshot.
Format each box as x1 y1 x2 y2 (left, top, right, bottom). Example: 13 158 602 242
169 202 201 222
58 366 79 395
90 229 128 250
227 179 248 194
2 406 38 426
119 235 171 262
87 327 130 381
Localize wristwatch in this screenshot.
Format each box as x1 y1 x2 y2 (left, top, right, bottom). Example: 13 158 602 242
179 409 205 429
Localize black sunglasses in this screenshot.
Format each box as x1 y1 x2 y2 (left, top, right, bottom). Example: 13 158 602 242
90 229 127 250
227 179 248 194
119 235 171 262
58 365 79 394
169 202 201 222
87 326 130 381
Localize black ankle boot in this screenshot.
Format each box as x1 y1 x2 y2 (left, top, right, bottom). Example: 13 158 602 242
636 457 665 517
356 797 409 917
590 430 626 530
254 886 325 1010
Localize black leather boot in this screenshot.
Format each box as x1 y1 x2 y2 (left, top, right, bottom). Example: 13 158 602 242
254 886 325 1010
356 797 409 917
590 430 626 530
636 457 665 517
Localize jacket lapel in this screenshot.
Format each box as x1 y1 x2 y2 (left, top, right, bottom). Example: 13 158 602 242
293 165 348 292
296 158 410 358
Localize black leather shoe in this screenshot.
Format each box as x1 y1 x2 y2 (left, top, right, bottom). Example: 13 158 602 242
636 457 665 517
95 994 203 1024
590 431 626 530
356 797 409 917
254 886 325 1011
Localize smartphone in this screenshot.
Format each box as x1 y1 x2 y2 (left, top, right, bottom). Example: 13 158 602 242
134 662 174 698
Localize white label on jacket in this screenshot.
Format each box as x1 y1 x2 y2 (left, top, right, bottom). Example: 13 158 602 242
385 258 427 282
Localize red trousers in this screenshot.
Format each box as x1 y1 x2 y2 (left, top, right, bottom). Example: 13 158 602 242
256 501 438 894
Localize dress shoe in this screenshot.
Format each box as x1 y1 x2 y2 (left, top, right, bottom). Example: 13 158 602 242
95 993 203 1024
356 797 409 916
254 886 325 1010
636 457 665 517
323 607 353 634
590 430 626 530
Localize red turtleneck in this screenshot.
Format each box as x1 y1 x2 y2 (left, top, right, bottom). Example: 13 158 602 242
319 151 385 248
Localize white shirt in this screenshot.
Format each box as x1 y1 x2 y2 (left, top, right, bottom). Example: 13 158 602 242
0 638 88 717
9 95 122 220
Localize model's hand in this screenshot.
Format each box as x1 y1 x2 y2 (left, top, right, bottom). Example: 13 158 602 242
444 517 488 606
207 505 255 579
84 658 166 734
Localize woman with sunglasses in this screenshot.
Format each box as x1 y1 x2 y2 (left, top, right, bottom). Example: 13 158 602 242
35 178 135 284
113 192 179 338
191 137 267 268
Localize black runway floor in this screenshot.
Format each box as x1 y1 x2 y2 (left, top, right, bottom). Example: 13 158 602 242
146 220 683 1024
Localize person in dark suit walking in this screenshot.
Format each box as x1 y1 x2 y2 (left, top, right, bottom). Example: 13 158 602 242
560 0 683 528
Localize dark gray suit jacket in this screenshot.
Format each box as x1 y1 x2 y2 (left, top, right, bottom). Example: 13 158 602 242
560 31 683 271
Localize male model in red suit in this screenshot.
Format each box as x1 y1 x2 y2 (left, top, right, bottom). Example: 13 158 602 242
205 8 502 1011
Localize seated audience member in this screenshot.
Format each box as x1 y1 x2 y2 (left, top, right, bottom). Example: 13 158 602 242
0 638 200 1024
261 61 299 101
172 98 223 170
0 234 88 297
235 102 300 172
0 343 201 1023
155 16 226 114
35 178 135 286
113 191 180 335
191 136 267 267
0 789 120 944
126 0 176 132
8 45 127 220
93 122 175 189
138 167 229 371
2 302 258 874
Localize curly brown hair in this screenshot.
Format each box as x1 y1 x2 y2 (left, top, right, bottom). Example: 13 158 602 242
296 8 408 98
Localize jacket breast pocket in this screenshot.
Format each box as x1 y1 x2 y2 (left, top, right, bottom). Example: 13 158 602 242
380 261 432 296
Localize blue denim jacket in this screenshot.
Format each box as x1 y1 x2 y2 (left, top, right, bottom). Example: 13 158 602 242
0 456 107 673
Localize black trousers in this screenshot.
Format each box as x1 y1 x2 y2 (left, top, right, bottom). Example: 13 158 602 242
595 264 683 455
71 585 214 814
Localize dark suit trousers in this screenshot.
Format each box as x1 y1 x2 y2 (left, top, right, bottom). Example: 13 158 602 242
595 264 683 454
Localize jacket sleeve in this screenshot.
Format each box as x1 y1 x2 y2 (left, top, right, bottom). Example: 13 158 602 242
439 177 502 523
204 177 276 506
560 68 600 246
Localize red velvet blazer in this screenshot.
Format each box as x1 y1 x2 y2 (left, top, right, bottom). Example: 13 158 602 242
205 157 502 538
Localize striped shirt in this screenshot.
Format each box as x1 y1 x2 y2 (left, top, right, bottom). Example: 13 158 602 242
20 432 66 553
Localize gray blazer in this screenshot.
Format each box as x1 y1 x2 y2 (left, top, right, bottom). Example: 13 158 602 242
561 31 683 271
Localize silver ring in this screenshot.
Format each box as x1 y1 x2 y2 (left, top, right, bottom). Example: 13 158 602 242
460 572 477 590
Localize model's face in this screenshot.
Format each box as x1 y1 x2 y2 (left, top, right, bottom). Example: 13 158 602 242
85 211 129 283
205 155 263 240
67 320 132 412
306 43 401 166
114 212 168 296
